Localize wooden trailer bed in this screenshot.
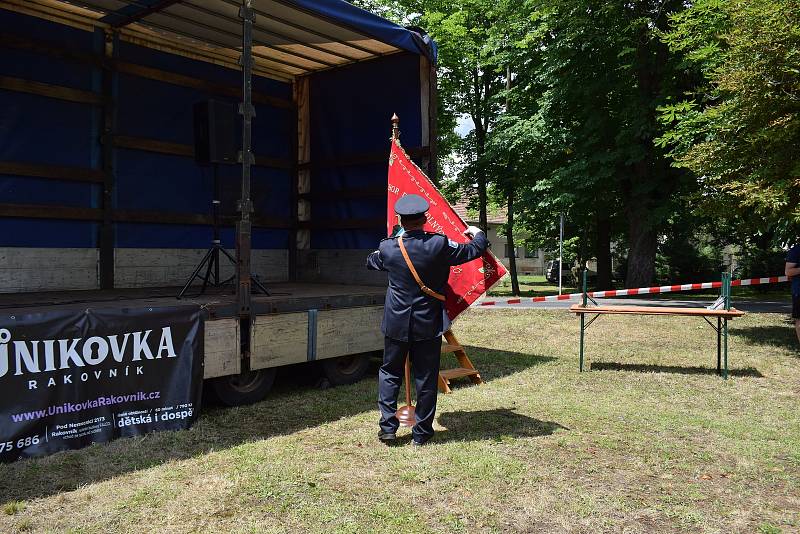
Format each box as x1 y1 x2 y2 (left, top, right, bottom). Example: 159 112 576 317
0 283 387 381
0 282 386 316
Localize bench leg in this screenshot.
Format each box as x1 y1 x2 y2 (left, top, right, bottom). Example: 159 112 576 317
579 313 585 372
717 317 721 376
723 318 728 380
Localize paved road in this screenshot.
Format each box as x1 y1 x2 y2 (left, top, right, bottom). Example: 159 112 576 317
479 296 791 314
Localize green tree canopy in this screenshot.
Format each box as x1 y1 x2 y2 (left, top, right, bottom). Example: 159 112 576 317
354 0 799 286
658 0 800 242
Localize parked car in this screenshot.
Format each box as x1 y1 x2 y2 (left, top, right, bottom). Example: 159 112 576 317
546 260 572 284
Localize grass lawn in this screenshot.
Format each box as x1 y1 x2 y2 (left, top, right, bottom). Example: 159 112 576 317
1 309 799 533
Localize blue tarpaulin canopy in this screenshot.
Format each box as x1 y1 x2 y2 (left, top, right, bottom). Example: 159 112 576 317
0 0 436 292
21 0 435 81
289 0 436 61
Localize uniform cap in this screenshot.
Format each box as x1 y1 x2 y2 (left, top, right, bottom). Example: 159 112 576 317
394 194 429 217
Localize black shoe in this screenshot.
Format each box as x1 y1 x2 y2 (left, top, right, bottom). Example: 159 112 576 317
411 439 429 447
378 430 397 444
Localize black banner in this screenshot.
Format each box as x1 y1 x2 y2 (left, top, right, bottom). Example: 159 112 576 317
0 304 203 462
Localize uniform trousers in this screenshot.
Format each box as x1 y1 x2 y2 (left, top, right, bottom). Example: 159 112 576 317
378 335 442 443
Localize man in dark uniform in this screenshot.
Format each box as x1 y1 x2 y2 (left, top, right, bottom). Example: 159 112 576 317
366 194 488 446
786 240 800 345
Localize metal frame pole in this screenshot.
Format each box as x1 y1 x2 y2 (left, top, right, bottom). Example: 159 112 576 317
579 269 587 372
717 316 722 375
98 28 118 290
212 163 221 285
558 213 564 295
237 0 255 370
723 317 729 379
723 272 730 379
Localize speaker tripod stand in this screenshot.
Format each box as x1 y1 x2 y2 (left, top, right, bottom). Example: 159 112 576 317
177 165 270 299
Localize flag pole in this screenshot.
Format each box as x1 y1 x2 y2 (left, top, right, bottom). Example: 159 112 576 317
391 112 400 141
392 113 415 428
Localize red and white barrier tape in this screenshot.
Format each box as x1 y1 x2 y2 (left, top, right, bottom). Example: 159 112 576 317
479 275 789 306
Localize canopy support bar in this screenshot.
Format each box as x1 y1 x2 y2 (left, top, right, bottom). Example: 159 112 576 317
220 0 375 58
236 0 255 374
109 0 184 28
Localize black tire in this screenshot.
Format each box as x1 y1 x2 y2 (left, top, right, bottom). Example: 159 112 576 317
210 368 277 407
320 353 372 386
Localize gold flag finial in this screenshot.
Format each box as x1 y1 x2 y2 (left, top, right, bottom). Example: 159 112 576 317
391 113 400 141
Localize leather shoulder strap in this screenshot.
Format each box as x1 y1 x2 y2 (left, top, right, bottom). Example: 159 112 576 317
398 235 446 302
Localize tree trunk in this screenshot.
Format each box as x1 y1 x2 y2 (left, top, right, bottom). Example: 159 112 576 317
478 176 488 231
622 17 671 290
625 206 657 288
502 64 519 295
580 224 588 271
470 65 488 233
506 189 520 296
595 214 613 290
475 129 488 232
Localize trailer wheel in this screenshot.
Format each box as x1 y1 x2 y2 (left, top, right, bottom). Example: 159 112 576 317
210 368 276 406
320 353 372 386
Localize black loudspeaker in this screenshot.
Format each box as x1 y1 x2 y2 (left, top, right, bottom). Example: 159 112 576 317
193 100 238 164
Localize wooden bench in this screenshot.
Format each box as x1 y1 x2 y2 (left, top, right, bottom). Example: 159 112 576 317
570 272 743 379
570 305 744 318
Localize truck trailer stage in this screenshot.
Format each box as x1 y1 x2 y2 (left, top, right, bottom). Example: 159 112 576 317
0 0 437 405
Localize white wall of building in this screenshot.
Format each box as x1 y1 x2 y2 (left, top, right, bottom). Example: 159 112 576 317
484 223 546 275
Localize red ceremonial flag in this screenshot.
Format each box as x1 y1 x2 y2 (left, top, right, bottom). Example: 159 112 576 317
387 138 508 320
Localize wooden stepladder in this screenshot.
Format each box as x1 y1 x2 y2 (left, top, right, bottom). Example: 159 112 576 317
438 330 483 393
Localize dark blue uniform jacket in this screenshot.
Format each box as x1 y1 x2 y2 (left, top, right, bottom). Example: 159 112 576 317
788 244 800 296
366 230 489 341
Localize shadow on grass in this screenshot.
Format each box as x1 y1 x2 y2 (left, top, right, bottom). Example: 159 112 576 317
733 324 799 349
0 346 552 505
435 408 567 443
441 346 556 391
590 361 764 377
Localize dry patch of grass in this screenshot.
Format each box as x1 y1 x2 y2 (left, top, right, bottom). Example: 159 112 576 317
0 309 798 533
